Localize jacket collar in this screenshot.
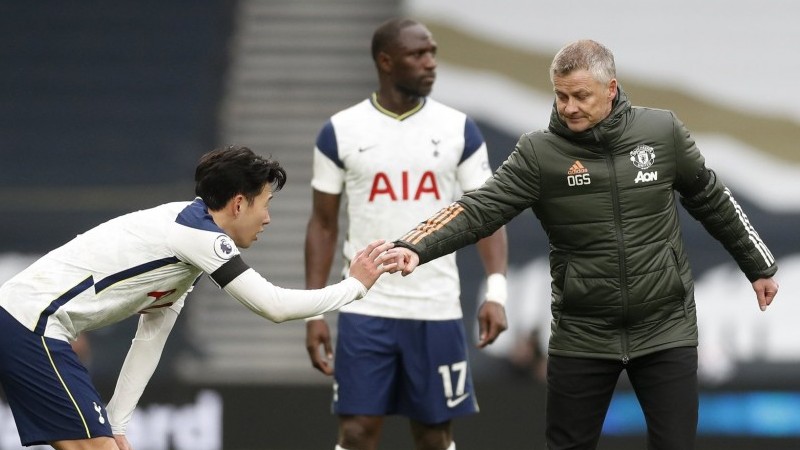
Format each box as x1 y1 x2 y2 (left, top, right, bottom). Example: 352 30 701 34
548 85 632 147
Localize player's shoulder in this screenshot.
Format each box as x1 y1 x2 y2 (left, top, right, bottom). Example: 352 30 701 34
330 98 373 122
173 199 223 234
415 98 478 138
168 199 241 268
323 98 382 145
92 201 190 232
422 97 468 119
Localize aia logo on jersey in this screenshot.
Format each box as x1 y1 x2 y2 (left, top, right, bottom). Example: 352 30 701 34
213 235 235 259
369 171 440 201
566 160 591 186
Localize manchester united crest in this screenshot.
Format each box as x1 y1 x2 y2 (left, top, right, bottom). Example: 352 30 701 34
630 145 655 170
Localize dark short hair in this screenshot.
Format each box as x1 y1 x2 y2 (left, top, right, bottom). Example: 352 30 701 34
371 17 420 62
194 145 287 210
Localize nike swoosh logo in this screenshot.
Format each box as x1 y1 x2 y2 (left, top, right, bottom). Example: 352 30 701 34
446 393 470 408
358 145 376 153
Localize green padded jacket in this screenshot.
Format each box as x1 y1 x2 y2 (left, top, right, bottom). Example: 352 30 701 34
398 86 778 361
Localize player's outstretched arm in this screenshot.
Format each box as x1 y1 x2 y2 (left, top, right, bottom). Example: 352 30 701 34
223 240 396 323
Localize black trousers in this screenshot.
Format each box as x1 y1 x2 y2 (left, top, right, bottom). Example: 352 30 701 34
546 346 698 450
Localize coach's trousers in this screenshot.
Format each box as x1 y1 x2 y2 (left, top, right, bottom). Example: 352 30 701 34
545 346 698 450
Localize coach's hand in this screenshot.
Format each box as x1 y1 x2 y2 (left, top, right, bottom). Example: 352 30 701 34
348 240 396 289
385 247 420 276
752 276 779 311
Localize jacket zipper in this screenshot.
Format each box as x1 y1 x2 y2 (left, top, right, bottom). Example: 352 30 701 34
604 147 630 364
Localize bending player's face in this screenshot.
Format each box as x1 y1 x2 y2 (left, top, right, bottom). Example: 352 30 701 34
231 185 272 249
390 24 437 97
553 69 617 133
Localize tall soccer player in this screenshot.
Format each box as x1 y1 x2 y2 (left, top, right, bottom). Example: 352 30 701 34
304 18 509 450
0 146 396 450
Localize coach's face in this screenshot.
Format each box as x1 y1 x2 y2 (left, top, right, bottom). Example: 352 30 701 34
386 23 437 98
553 69 617 133
229 185 272 249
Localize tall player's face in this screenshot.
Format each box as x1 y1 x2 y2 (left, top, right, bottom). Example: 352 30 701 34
230 185 272 249
389 24 437 98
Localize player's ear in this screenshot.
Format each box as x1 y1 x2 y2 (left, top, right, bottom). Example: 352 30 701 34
229 194 245 217
377 51 392 74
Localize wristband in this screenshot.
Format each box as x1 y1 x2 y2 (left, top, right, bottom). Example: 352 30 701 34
304 314 324 322
484 273 507 306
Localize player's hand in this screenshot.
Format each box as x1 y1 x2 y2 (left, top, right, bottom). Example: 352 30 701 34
348 240 397 289
306 319 334 376
477 301 508 348
752 277 779 311
114 434 133 450
385 247 420 276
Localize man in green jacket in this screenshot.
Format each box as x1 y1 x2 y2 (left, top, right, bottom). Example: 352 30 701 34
388 39 779 450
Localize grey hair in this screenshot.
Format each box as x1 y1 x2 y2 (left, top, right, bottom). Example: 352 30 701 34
549 40 616 84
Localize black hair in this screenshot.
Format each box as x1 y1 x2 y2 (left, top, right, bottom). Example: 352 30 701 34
194 145 287 210
371 17 420 62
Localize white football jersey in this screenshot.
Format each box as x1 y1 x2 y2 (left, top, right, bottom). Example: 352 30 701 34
312 95 492 320
0 199 239 341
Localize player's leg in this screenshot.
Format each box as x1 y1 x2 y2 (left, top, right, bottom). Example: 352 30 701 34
0 307 114 448
336 415 384 450
397 319 477 450
409 419 453 450
332 313 400 450
545 354 622 449
627 346 698 450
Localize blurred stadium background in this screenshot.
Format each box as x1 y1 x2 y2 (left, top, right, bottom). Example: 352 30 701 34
1 0 799 449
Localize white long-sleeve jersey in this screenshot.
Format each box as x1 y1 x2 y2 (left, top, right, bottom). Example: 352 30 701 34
0 198 367 433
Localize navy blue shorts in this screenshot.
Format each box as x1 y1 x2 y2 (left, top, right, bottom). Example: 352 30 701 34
333 313 478 424
0 307 112 446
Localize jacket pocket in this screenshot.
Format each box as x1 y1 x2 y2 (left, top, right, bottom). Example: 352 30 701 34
554 251 622 318
628 243 687 323
668 243 689 316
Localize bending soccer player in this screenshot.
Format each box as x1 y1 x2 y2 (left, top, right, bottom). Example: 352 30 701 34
0 145 396 450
